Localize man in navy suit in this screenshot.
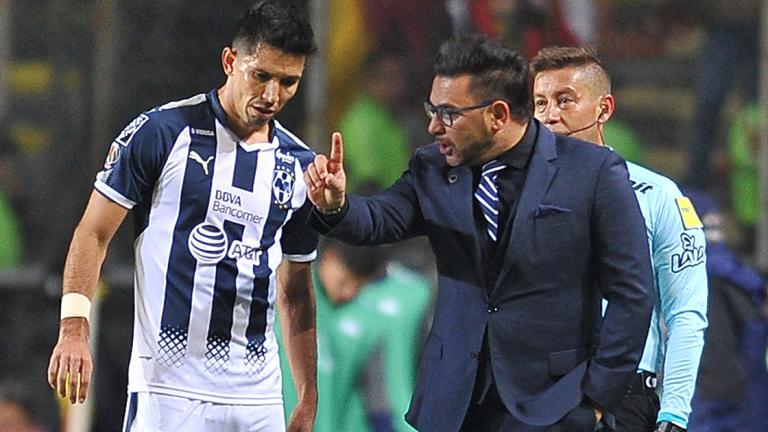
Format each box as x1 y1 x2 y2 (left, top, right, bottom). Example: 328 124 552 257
304 34 654 431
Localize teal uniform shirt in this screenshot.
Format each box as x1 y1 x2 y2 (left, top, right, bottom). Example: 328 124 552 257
277 263 432 432
626 162 709 427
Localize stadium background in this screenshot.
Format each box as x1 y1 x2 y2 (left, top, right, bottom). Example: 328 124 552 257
0 0 766 430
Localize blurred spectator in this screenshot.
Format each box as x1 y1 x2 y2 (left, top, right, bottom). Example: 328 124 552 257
362 0 451 88
338 50 412 192
598 1 689 58
277 239 432 432
470 0 581 59
0 133 24 267
327 0 451 131
728 104 763 243
686 189 768 431
327 0 372 130
0 380 59 432
684 0 760 189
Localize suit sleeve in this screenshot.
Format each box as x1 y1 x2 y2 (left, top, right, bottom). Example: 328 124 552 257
582 153 655 411
652 190 708 427
308 165 425 245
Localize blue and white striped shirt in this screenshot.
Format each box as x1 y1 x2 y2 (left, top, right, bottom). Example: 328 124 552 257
95 90 317 404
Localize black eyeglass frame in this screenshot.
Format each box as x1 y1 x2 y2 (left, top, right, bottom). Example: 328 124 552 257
423 99 494 127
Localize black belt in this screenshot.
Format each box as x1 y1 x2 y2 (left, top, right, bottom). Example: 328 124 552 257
625 371 657 395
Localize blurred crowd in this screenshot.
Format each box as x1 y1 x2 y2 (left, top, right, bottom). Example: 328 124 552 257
0 0 765 431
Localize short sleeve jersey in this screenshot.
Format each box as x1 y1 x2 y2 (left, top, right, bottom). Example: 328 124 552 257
95 90 318 404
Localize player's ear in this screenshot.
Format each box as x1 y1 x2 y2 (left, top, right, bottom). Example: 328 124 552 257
222 47 237 77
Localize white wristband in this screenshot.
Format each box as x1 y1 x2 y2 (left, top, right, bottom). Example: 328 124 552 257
60 293 92 321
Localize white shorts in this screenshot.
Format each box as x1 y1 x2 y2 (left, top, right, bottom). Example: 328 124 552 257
122 392 286 432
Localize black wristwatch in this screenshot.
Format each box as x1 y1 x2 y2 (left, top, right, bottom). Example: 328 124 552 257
657 421 686 432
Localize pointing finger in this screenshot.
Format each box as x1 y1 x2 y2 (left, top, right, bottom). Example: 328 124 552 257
329 132 344 166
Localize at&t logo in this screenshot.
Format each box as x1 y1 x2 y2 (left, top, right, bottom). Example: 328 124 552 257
188 224 228 264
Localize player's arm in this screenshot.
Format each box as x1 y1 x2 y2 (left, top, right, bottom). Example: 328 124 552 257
277 259 317 432
653 193 708 429
47 191 128 404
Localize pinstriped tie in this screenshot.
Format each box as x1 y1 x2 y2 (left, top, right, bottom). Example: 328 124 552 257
475 160 505 242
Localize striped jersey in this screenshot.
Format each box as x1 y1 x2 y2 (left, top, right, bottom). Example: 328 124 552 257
626 162 708 427
95 90 318 404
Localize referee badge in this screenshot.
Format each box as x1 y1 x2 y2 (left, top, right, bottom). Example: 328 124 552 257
675 197 703 229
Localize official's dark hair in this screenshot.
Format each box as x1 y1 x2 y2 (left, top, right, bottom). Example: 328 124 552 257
530 46 611 92
233 0 317 56
434 34 531 123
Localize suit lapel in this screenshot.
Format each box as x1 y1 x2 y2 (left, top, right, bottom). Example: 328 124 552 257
495 128 559 290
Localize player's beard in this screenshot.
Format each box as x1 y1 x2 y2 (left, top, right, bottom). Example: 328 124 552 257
242 104 272 130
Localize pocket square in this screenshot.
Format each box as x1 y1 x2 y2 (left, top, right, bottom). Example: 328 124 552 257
534 204 572 218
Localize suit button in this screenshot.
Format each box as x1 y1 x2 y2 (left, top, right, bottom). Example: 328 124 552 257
471 352 479 360
487 304 499 314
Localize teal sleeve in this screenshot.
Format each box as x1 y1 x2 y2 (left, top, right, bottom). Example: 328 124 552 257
652 189 708 427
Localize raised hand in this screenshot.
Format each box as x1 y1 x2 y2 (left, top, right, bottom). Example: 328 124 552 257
304 132 347 212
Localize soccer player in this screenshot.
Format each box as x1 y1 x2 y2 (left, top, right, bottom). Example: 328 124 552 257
531 46 708 432
46 2 318 431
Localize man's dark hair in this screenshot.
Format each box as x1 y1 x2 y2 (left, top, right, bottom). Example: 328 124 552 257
530 46 611 92
434 34 531 123
233 0 317 56
321 239 389 279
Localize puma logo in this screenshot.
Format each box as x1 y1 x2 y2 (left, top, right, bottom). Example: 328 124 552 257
189 151 214 176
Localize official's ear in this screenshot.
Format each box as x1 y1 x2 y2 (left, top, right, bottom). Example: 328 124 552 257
597 94 615 124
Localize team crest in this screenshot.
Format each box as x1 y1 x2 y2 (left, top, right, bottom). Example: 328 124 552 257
115 113 149 146
272 166 295 209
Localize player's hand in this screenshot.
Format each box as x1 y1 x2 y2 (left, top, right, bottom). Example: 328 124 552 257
47 317 93 404
286 397 316 432
304 132 346 212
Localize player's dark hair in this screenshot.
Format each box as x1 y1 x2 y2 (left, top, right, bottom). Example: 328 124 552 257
434 33 531 123
233 0 317 56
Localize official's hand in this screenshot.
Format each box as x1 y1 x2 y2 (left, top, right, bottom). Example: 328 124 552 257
304 132 346 212
656 421 686 432
47 317 93 404
286 397 317 432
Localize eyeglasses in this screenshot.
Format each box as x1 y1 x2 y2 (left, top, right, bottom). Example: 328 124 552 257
423 99 493 127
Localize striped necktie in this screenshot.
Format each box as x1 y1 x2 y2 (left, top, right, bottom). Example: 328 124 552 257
475 160 506 242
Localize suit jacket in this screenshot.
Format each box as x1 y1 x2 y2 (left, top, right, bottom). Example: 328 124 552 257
309 122 654 431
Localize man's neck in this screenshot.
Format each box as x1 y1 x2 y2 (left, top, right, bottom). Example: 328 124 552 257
483 121 529 163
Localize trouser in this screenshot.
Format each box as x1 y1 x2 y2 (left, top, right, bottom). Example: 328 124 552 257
459 382 598 432
613 372 660 432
